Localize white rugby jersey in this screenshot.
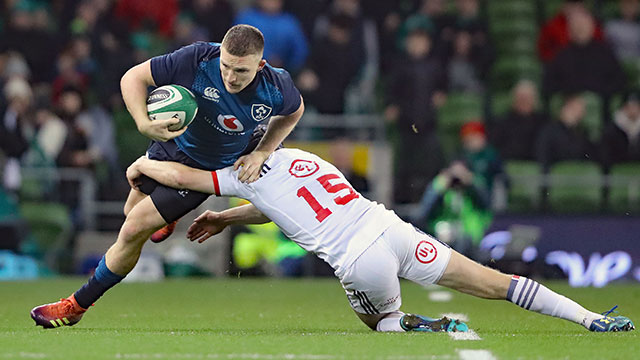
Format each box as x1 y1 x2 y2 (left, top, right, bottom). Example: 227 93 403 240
211 148 403 272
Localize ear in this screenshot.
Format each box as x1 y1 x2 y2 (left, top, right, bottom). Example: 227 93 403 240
258 59 267 71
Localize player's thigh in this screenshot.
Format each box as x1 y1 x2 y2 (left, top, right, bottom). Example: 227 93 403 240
124 188 147 216
150 184 209 223
339 238 402 316
386 222 452 287
437 250 511 299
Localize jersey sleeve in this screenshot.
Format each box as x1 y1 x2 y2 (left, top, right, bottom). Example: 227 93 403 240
268 68 302 116
211 166 252 199
150 42 220 87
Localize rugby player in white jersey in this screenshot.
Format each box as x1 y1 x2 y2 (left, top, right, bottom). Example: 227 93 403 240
125 127 634 333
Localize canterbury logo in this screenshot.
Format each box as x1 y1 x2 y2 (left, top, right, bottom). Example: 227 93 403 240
49 317 70 327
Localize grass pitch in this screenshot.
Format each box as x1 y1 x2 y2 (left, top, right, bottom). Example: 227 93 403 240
0 278 638 359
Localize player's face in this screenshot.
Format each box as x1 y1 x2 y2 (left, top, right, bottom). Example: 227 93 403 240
220 47 266 94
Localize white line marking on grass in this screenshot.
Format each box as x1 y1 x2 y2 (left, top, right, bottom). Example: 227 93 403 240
440 313 469 322
456 349 496 360
448 330 482 341
112 354 456 360
428 291 452 302
0 353 46 359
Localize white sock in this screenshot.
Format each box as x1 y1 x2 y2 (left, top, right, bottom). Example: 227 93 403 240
376 311 406 332
506 276 603 329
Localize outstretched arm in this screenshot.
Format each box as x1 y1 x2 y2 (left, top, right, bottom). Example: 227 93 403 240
126 157 214 194
234 97 305 183
187 205 270 243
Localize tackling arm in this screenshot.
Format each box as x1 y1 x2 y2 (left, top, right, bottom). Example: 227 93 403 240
127 157 214 194
187 205 271 243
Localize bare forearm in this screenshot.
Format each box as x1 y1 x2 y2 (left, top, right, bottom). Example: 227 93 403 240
120 60 155 132
134 159 212 193
220 204 270 226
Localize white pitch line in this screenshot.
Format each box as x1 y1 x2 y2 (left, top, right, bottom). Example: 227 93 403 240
428 291 453 302
457 349 496 360
448 329 482 341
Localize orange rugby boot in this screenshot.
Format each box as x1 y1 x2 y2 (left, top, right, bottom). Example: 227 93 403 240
150 220 178 243
30 294 87 329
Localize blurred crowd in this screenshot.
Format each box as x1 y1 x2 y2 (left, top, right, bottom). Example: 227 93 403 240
1 0 640 213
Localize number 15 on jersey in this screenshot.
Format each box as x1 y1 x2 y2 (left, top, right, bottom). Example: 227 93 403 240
296 174 359 222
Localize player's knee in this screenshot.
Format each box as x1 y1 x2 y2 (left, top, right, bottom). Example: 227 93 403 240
118 217 157 245
123 202 133 217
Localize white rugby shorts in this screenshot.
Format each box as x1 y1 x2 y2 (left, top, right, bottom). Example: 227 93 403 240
337 221 452 315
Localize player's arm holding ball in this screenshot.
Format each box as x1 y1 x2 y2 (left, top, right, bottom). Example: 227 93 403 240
120 60 187 142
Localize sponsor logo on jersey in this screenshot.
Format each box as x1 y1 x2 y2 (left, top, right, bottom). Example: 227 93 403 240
288 159 319 178
251 104 272 121
216 114 244 132
415 240 437 264
203 87 220 102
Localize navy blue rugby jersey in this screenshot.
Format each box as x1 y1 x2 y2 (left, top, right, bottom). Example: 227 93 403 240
150 42 301 169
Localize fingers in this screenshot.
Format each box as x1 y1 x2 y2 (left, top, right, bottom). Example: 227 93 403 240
190 229 207 242
233 155 246 171
197 233 213 243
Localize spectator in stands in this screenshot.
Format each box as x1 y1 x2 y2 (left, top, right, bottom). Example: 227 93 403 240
313 0 379 112
51 50 89 104
600 90 640 171
283 0 327 39
490 80 548 160
412 159 492 259
30 99 68 166
452 0 493 70
55 87 95 171
328 137 370 195
93 21 135 108
538 0 604 62
535 94 597 171
447 29 484 94
189 0 234 42
170 13 208 49
0 77 31 195
397 0 456 60
114 0 179 37
385 27 446 203
459 121 504 194
543 9 625 98
0 4 58 83
297 14 361 114
235 0 308 72
605 0 640 61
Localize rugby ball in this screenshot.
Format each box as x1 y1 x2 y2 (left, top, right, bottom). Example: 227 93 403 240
147 85 198 131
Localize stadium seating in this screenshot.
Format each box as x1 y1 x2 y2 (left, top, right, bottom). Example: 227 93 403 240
505 160 543 212
490 91 513 118
437 93 484 159
607 163 640 213
490 56 542 91
547 161 603 213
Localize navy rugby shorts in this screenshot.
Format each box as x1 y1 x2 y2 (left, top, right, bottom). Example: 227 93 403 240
137 140 210 223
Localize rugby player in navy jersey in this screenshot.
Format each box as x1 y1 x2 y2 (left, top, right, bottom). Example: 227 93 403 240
30 25 305 328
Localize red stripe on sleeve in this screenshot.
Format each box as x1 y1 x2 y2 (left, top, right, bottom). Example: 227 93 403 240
211 171 221 196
